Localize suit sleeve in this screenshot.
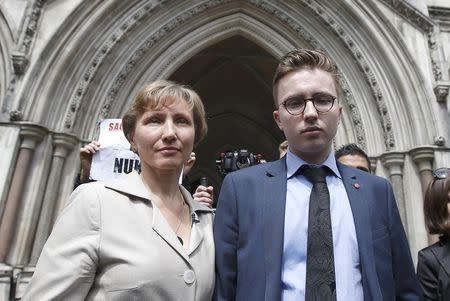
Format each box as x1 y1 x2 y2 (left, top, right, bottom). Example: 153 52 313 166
213 174 239 301
22 184 101 301
385 180 423 300
417 250 439 301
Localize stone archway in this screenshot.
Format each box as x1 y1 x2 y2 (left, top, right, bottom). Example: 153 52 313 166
0 0 443 275
168 35 281 193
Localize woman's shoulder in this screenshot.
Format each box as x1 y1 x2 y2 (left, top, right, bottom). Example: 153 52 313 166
419 236 450 259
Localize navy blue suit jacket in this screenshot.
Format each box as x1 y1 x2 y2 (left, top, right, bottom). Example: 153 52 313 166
213 157 422 301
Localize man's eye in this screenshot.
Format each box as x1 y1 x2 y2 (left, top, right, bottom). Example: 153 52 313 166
314 95 333 105
286 99 304 108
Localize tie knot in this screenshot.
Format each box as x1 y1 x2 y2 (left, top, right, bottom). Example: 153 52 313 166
301 165 328 183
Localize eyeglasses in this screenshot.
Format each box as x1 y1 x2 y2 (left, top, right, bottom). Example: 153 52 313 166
433 167 449 180
280 94 337 115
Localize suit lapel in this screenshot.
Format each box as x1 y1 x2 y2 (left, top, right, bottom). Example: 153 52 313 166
181 187 213 256
338 163 382 301
263 158 287 300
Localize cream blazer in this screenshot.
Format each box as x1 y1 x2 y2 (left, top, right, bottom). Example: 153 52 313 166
22 171 215 301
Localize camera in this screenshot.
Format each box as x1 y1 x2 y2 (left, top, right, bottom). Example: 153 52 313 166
216 149 265 177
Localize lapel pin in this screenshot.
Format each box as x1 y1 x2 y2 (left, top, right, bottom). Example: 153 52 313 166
353 183 360 189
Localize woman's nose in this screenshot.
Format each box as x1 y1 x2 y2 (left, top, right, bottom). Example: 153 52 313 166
162 120 176 140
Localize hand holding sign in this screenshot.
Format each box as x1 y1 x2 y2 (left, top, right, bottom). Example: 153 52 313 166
79 141 100 183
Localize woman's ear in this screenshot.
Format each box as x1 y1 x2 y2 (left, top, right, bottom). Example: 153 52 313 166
129 131 137 153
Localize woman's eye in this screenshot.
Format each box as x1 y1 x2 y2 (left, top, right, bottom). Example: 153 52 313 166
176 118 190 125
146 117 161 124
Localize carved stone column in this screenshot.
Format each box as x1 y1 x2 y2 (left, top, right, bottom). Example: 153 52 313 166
410 146 438 245
0 124 46 261
381 152 407 228
0 264 13 301
410 146 435 195
368 157 377 174
30 133 78 264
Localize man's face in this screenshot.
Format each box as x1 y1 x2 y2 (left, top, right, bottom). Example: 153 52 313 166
337 154 370 172
273 68 341 164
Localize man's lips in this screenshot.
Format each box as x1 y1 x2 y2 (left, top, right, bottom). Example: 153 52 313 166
301 126 322 134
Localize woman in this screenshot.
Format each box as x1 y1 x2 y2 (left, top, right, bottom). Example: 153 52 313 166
22 80 214 300
417 167 450 300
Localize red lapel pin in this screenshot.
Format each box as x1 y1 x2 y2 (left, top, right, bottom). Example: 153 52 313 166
353 183 360 189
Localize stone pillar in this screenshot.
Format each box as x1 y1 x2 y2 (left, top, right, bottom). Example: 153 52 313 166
410 146 435 195
0 264 12 301
13 266 34 300
410 146 438 245
0 124 46 262
381 152 407 228
30 133 77 264
368 157 377 174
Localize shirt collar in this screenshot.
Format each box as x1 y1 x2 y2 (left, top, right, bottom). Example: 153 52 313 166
104 171 214 215
286 149 342 179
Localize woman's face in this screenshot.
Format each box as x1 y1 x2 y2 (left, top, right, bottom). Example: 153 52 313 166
131 99 195 174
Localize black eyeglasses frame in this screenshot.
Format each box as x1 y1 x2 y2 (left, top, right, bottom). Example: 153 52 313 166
280 94 337 116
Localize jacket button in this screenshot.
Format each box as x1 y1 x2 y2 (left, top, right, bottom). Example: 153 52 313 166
183 269 195 284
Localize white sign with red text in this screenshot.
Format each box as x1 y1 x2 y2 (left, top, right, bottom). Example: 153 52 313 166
90 119 140 181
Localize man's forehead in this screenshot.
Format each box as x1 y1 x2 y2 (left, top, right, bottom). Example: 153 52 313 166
338 154 370 169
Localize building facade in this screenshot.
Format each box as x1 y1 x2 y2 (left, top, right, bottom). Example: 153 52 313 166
0 0 449 299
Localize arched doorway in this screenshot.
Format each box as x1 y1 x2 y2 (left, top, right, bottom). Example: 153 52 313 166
169 36 282 195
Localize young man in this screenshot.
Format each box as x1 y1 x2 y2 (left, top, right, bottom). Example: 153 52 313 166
214 49 421 300
335 143 371 173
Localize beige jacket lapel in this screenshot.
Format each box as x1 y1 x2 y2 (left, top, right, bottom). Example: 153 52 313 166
104 171 213 263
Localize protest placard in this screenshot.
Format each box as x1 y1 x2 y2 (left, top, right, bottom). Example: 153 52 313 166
90 119 140 181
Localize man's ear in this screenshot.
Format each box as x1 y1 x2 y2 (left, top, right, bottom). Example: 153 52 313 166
273 110 283 130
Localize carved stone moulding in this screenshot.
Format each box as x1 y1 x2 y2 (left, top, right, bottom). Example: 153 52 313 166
428 6 450 22
9 110 23 122
11 52 29 75
379 0 434 32
381 151 405 176
433 82 450 102
433 136 445 147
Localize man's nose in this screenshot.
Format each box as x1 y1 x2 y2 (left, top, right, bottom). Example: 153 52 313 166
303 100 318 120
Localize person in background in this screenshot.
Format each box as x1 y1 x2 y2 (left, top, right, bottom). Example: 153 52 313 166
213 48 421 300
417 167 450 300
23 80 215 300
280 142 371 172
335 143 371 173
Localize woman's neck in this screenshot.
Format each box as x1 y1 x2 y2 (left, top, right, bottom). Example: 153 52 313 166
140 167 183 208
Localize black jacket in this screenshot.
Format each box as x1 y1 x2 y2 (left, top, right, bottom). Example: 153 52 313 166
418 235 450 301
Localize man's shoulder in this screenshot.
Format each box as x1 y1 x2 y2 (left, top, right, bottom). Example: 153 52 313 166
338 163 389 185
227 159 284 179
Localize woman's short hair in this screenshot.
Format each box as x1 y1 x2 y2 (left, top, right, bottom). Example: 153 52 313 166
122 80 207 146
423 170 450 235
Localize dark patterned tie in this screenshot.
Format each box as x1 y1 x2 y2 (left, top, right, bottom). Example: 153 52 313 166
302 165 336 301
